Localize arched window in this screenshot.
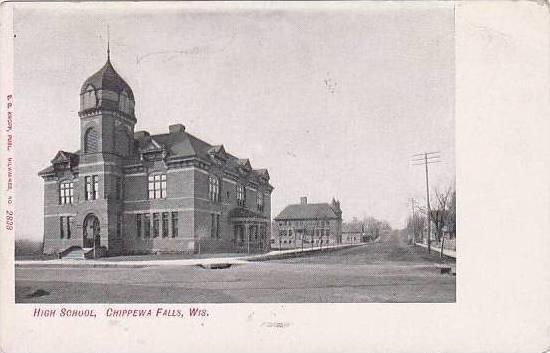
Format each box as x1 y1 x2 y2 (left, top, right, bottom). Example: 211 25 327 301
84 127 99 153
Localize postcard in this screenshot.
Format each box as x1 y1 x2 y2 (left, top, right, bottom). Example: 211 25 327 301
0 1 548 352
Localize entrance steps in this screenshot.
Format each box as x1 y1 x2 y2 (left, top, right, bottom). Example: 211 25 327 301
60 247 94 260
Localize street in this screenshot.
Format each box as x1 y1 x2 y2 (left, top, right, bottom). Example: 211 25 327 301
15 232 455 303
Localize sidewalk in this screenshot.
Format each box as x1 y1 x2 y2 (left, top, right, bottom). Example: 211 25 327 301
15 243 365 268
415 242 456 258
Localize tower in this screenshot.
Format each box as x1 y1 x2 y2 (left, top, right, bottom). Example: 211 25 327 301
76 46 136 255
79 49 136 157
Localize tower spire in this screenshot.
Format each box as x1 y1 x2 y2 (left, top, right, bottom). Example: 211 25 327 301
107 25 110 61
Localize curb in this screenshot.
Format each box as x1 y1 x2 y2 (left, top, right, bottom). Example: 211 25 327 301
15 243 367 268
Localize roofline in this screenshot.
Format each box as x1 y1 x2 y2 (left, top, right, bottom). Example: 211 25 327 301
274 216 340 221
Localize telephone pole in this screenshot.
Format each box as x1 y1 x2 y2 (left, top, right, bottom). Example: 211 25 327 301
409 198 416 245
411 152 441 254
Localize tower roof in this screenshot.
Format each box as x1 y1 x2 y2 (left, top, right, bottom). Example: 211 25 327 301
80 57 134 100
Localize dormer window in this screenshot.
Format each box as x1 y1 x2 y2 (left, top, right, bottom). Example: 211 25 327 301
82 84 97 110
119 90 130 113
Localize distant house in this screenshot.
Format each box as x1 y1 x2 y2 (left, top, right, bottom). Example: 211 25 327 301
341 222 365 244
272 197 342 249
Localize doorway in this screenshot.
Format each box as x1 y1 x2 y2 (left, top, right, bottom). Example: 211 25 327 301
83 214 100 248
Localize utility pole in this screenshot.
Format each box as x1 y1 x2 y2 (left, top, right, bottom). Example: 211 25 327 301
409 198 416 246
411 152 441 254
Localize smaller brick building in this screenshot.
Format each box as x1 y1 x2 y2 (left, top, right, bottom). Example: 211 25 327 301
272 197 342 250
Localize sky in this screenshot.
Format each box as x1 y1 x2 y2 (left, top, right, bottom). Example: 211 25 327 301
13 2 454 240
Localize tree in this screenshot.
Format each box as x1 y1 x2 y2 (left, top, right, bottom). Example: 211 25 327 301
447 189 456 238
406 213 426 244
431 183 456 243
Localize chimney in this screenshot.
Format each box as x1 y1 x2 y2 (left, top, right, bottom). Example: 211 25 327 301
169 124 186 134
300 196 308 205
134 131 150 140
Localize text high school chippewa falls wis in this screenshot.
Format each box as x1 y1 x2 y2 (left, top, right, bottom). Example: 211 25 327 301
14 7 456 303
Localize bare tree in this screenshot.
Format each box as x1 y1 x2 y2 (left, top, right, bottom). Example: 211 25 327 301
406 213 426 244
432 186 452 242
447 189 456 238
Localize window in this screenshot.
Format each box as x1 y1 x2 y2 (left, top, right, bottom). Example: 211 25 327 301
136 214 142 238
208 176 220 202
171 212 178 238
162 212 169 238
115 177 122 200
83 85 97 109
59 181 74 204
153 213 160 238
119 91 130 113
85 175 98 201
257 192 264 212
116 214 122 238
144 214 151 238
84 127 99 153
60 217 64 239
148 174 167 199
67 216 73 239
236 184 246 207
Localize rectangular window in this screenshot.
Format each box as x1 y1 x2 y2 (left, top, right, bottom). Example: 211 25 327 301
162 212 169 238
256 192 264 212
144 214 151 238
85 176 91 200
171 212 178 238
93 175 98 200
236 184 245 207
85 175 98 200
59 217 64 239
136 214 142 238
67 216 73 239
153 213 160 237
208 176 220 202
59 181 74 204
148 174 167 199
